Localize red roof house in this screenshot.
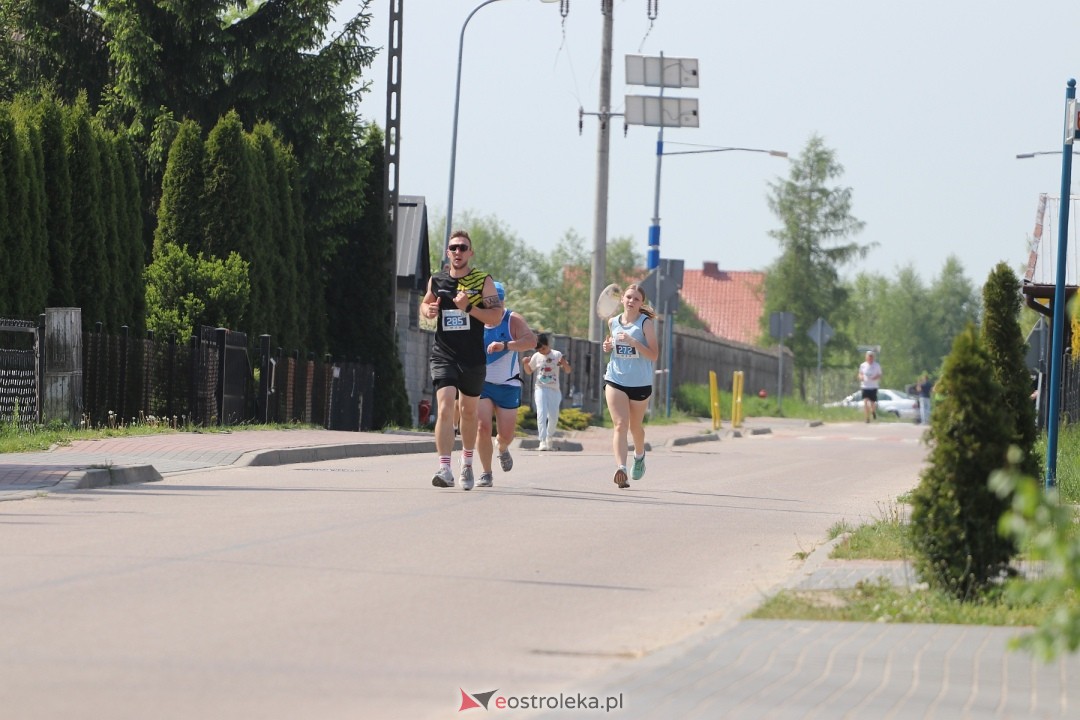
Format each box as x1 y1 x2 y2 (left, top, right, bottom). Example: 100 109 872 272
679 262 766 345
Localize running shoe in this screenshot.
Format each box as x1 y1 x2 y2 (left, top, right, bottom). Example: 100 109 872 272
538 441 550 451
459 465 475 491
613 466 629 489
432 467 454 488
477 472 494 487
631 455 646 481
498 448 513 472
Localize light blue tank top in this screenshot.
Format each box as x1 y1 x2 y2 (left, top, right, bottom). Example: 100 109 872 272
604 314 654 388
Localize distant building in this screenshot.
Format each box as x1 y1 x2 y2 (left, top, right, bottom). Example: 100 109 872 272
679 261 766 346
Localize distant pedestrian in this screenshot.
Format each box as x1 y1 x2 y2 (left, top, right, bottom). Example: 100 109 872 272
419 230 504 491
915 371 934 425
858 350 882 423
476 282 536 487
602 284 659 488
524 333 571 451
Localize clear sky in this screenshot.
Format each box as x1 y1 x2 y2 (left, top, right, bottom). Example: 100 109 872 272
337 0 1080 287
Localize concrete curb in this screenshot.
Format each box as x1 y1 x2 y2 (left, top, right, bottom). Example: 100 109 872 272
722 426 772 439
784 533 849 589
668 433 720 447
513 438 585 452
59 464 164 490
237 440 436 466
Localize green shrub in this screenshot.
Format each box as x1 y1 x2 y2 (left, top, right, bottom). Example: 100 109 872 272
515 404 593 431
910 325 1016 601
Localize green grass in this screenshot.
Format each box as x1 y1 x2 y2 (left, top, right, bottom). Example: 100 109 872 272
750 502 1064 627
1037 423 1080 504
0 420 315 454
749 578 1046 626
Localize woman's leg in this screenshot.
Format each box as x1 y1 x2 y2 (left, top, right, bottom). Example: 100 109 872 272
628 397 649 456
605 384 630 469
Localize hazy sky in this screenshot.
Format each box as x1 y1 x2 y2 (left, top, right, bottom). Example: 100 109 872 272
337 0 1080 287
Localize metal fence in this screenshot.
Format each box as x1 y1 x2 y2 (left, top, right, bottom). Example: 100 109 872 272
0 315 376 431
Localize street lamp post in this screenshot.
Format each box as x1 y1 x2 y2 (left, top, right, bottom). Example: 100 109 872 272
1044 79 1079 489
648 143 787 268
444 0 560 253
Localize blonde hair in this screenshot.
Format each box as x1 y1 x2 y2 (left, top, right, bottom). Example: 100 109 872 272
625 283 657 319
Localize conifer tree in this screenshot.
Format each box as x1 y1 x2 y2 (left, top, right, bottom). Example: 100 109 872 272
981 263 1039 477
0 106 12 313
154 120 205 257
36 96 75 307
14 105 49 315
97 131 124 329
911 324 1016 600
115 133 145 333
244 131 275 340
324 125 410 428
66 97 108 327
202 111 255 330
0 105 29 316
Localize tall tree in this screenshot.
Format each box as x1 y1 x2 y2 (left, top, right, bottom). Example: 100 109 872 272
115 132 145 333
928 255 980 361
35 95 75 307
97 130 124 328
0 1 111 105
876 264 931 387
202 110 255 330
154 120 206 257
982 262 1039 477
0 105 13 313
15 104 50 316
98 0 379 351
324 124 410 428
761 135 870 399
66 95 108 327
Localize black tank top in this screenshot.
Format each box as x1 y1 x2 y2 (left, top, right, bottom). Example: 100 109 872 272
431 268 489 366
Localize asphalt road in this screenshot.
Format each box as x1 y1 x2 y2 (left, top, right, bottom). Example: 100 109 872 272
0 420 926 719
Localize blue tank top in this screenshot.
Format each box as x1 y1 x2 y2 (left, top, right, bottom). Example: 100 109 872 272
484 310 521 386
604 314 654 388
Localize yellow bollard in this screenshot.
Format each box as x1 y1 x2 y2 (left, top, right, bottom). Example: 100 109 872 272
709 370 721 430
732 370 744 428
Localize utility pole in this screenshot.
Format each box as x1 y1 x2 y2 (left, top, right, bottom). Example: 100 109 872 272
587 0 614 343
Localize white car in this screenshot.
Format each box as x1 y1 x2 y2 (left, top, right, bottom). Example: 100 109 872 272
825 388 919 420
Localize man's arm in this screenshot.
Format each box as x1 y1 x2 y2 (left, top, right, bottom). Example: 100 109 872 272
466 276 504 326
506 312 536 352
420 277 439 320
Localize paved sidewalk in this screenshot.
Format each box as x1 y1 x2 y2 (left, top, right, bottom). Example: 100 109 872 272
0 417 742 500
540 537 1080 719
0 428 438 499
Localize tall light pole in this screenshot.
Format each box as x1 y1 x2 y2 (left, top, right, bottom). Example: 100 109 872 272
1042 78 1079 489
649 143 787 265
444 0 561 253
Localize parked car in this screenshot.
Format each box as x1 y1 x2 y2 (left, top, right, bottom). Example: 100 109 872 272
824 388 919 420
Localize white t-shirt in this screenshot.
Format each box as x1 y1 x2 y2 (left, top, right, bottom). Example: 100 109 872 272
529 350 564 392
859 360 882 389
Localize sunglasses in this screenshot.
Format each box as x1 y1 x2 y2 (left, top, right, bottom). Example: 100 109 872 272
447 244 470 253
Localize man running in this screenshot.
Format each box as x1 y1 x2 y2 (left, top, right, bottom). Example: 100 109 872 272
475 281 536 487
858 350 882 423
420 230 503 490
